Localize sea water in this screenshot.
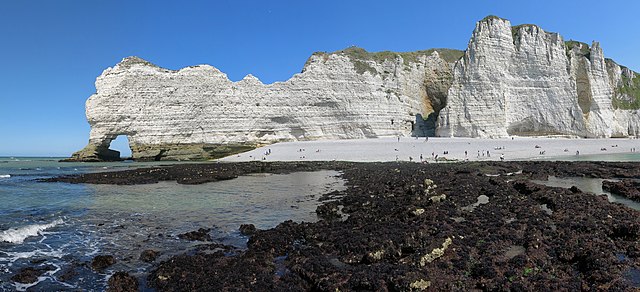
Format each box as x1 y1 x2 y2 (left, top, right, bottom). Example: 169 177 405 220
0 157 345 291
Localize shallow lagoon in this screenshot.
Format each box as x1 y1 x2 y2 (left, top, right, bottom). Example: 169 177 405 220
0 157 344 291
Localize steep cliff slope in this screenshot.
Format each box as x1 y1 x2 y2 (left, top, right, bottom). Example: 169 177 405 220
437 16 640 138
69 48 460 161
69 15 640 161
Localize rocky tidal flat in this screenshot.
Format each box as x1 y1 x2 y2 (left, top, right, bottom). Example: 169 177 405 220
42 161 640 290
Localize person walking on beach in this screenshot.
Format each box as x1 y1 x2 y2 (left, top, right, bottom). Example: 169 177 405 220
500 154 504 161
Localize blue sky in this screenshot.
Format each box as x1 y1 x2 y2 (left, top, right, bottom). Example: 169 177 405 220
1 0 639 157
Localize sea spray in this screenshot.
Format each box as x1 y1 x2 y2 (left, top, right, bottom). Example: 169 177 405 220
0 219 64 244
0 174 10 178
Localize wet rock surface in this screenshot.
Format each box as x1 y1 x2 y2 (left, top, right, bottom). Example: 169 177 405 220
47 161 640 290
91 255 116 272
107 271 139 292
140 250 160 263
43 161 345 185
11 266 55 284
239 224 257 236
603 179 640 201
178 228 212 241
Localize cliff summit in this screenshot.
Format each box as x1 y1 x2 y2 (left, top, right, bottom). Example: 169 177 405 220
68 16 640 161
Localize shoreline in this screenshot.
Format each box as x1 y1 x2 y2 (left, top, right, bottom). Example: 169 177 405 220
220 137 640 163
38 161 640 290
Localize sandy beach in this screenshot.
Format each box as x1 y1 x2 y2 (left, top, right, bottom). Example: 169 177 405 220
220 137 640 162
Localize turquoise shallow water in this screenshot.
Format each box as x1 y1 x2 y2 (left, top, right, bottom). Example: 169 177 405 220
0 157 345 291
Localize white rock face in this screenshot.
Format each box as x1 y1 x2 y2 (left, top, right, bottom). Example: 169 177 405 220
437 16 640 138
71 50 456 161
70 15 640 161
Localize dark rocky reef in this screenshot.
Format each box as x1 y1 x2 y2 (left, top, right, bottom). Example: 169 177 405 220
603 179 640 202
107 271 139 292
46 161 640 290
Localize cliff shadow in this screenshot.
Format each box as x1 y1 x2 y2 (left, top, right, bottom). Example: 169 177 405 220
412 113 437 137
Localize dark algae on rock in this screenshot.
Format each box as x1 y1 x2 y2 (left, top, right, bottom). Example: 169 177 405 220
46 161 640 290
603 179 640 202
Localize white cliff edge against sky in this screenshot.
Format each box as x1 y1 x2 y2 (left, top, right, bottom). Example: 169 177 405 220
72 15 640 161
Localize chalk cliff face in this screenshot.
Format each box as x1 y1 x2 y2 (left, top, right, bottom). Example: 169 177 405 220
437 16 640 138
69 15 640 161
69 48 459 161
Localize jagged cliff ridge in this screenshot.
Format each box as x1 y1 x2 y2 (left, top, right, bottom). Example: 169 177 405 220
69 15 640 161
68 48 460 161
437 15 640 138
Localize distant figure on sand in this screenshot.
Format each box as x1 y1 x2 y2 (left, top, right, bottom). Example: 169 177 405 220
500 154 504 161
576 150 580 155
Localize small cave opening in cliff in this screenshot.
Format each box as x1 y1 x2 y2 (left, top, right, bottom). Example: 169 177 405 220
108 135 133 160
412 113 438 137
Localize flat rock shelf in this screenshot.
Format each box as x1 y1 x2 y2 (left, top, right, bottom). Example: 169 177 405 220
45 161 640 291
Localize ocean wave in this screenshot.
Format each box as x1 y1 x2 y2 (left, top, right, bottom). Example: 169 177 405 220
0 174 10 178
0 219 64 244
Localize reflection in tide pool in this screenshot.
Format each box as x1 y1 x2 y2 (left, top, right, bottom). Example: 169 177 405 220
532 176 640 211
0 164 345 291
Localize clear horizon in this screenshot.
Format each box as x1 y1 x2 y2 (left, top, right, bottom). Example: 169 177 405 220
1 0 639 157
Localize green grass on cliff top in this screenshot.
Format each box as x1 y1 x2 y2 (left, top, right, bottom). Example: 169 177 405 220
565 40 591 57
332 46 464 64
614 73 640 110
306 46 463 75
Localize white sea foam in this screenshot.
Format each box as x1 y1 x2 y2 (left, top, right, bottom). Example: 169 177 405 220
13 263 62 291
0 219 64 244
0 174 10 178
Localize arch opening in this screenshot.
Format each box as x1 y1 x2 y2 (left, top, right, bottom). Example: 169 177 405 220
107 135 133 160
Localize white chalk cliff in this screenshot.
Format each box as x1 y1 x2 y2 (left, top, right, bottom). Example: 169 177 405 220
70 48 459 161
69 15 640 161
437 16 640 138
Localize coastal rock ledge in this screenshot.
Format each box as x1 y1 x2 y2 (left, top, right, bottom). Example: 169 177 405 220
68 15 640 161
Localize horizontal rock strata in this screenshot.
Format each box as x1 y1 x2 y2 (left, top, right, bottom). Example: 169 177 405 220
69 48 459 161
69 15 640 161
